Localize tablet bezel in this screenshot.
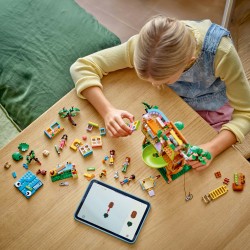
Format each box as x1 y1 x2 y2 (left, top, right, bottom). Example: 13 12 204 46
74 179 151 244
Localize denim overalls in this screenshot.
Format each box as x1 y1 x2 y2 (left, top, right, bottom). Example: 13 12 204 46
169 23 231 111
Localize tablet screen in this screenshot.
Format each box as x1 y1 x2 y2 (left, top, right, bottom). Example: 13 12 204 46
74 179 151 243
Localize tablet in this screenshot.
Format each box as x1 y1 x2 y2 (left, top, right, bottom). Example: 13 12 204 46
74 179 151 244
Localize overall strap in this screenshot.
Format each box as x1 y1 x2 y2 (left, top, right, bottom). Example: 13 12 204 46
202 23 230 55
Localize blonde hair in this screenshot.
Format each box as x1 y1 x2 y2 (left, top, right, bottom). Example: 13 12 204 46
134 16 196 81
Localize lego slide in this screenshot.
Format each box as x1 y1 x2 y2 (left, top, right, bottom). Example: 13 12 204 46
142 144 166 169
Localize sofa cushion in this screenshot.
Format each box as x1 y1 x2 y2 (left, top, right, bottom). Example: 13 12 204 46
0 0 120 129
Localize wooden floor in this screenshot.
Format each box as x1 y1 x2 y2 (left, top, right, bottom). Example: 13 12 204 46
76 0 226 42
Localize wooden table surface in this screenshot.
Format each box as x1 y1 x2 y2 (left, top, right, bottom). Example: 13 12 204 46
0 69 250 250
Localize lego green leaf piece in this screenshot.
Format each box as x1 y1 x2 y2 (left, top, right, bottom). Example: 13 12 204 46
203 151 212 160
157 130 162 137
12 152 23 161
18 143 29 152
174 121 184 130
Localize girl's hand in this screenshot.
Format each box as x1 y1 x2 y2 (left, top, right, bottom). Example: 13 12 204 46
187 157 213 171
186 143 214 171
104 108 134 138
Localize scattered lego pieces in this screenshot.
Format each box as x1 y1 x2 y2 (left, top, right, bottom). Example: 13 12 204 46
120 174 135 185
99 169 107 178
87 167 95 171
12 172 17 178
185 192 193 201
102 155 109 164
42 150 50 157
12 152 23 161
58 106 80 126
25 150 41 166
91 136 102 148
50 162 78 182
86 121 99 132
84 173 95 181
214 171 222 178
55 145 60 155
202 185 228 204
99 127 106 136
82 135 87 140
18 143 29 152
223 178 230 185
232 173 245 191
44 121 64 139
59 182 69 186
70 139 83 151
4 162 11 169
122 157 130 173
114 171 119 179
79 144 93 158
129 120 140 132
14 170 43 198
36 169 47 176
23 164 28 169
139 175 160 196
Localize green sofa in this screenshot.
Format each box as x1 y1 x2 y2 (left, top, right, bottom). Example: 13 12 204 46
0 0 121 148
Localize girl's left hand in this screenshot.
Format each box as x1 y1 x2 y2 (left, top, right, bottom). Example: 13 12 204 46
186 143 214 171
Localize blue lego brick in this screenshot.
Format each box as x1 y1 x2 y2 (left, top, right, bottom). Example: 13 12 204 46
83 150 93 158
14 170 43 198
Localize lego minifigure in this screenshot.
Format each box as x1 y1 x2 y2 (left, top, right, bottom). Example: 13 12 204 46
122 157 131 173
59 134 68 150
120 174 135 185
109 150 115 166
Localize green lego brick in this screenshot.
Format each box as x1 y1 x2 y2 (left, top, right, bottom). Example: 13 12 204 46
51 170 73 182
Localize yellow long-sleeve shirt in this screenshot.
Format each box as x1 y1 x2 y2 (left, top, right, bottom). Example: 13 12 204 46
70 20 250 143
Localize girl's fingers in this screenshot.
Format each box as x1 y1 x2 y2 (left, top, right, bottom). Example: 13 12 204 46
107 120 129 137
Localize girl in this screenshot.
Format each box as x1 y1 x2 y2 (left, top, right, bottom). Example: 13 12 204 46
70 16 250 170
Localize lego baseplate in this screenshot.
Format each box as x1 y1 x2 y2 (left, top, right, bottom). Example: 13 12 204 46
158 164 192 183
14 170 43 198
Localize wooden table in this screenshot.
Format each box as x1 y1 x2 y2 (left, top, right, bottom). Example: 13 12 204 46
0 69 249 250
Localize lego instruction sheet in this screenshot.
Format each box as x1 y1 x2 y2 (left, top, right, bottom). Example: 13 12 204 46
77 182 148 240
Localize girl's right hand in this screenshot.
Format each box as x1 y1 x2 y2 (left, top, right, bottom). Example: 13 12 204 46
104 108 134 138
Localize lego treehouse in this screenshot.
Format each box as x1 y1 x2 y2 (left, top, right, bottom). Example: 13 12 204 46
141 103 211 183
